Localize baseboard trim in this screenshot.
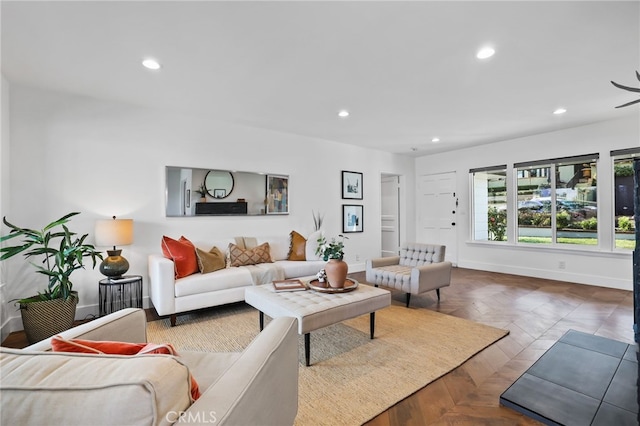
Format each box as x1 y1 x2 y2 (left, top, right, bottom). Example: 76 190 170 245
458 261 631 290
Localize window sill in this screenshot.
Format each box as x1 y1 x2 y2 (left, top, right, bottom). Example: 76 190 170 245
466 240 633 258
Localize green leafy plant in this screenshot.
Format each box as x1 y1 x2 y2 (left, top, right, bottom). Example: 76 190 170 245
614 163 634 177
316 234 348 261
556 211 571 229
487 207 506 241
533 213 551 227
617 216 634 232
0 212 103 303
579 217 598 231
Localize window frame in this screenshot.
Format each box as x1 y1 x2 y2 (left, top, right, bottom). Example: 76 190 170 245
514 153 599 247
611 147 639 251
470 165 508 243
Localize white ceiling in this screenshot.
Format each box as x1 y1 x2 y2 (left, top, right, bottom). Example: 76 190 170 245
2 1 639 157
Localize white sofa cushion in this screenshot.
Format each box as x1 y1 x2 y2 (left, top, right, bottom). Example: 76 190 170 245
276 260 326 279
0 348 192 426
175 267 252 298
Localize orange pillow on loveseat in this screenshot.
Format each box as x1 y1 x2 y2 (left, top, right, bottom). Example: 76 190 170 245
51 336 201 400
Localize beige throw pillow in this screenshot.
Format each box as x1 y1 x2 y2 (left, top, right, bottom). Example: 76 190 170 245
195 246 226 274
228 242 272 267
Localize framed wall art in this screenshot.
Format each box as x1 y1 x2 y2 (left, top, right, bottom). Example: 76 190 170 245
343 204 363 233
342 170 363 200
266 174 289 214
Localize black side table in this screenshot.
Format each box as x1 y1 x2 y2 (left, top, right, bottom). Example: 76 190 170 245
98 275 143 317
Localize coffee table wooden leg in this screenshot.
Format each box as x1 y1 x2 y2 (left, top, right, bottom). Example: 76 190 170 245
370 312 375 339
305 333 311 366
259 311 264 331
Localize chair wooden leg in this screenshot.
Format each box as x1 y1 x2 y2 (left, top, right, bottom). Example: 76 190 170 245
436 288 441 300
406 293 411 307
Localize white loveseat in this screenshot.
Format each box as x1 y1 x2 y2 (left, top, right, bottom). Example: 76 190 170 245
149 234 326 325
0 308 299 426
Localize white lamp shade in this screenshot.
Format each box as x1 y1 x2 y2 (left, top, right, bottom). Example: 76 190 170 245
94 218 134 247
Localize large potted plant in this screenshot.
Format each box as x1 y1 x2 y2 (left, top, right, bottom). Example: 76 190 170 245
0 212 103 343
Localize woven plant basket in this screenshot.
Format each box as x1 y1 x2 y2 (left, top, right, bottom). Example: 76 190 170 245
20 293 78 344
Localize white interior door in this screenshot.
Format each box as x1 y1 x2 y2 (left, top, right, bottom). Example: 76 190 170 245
381 175 400 257
418 172 457 265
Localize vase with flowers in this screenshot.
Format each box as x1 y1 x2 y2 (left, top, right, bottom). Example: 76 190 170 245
316 234 348 288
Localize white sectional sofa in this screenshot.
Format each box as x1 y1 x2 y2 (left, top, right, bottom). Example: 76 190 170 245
149 234 326 325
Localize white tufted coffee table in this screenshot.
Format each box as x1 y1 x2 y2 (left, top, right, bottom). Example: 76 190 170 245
244 280 391 366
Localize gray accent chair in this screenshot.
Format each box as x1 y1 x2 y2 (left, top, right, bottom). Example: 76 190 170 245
365 243 452 307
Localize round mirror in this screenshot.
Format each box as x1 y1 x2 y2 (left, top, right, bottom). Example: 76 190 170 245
205 170 234 199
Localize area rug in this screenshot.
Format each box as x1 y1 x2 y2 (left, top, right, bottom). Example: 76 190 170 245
147 302 509 425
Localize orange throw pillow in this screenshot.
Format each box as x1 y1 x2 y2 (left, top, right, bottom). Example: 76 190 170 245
288 231 306 261
51 336 201 400
162 236 199 278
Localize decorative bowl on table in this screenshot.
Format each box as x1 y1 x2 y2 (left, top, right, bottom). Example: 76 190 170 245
307 278 358 293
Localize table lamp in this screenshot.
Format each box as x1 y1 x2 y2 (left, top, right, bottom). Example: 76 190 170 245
95 216 134 278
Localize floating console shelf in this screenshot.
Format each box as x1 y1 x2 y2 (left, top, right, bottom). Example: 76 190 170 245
195 202 248 215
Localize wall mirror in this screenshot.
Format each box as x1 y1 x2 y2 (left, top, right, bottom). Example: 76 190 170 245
205 170 234 199
165 166 288 217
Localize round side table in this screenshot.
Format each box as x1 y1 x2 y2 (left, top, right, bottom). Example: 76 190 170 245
98 275 143 317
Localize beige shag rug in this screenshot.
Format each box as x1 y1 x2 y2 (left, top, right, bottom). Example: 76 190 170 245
147 301 509 425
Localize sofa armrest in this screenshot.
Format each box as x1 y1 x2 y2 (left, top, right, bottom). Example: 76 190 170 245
367 256 400 269
148 254 177 316
186 316 299 426
365 256 400 283
411 261 452 294
24 308 147 351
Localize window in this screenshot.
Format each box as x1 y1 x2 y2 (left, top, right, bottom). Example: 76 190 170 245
612 148 638 250
471 166 507 241
515 154 598 246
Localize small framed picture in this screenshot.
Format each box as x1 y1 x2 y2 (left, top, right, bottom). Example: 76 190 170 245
213 189 226 198
266 174 289 214
343 205 363 233
342 171 363 200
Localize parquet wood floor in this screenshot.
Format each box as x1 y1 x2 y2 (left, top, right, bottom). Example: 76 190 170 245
2 268 634 425
356 268 635 426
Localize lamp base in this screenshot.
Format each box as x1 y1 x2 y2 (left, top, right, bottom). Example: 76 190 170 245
100 249 130 278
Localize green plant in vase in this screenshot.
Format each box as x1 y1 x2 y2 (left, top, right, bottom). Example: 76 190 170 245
195 183 208 201
316 234 348 288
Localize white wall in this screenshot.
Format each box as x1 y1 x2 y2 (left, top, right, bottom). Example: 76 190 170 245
0 75 10 339
415 114 639 290
1 83 415 337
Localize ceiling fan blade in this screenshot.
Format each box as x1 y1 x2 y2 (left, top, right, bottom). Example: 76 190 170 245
615 98 640 108
611 80 640 93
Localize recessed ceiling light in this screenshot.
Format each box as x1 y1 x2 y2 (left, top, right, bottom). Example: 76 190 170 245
476 47 495 59
338 110 350 118
431 137 440 143
142 58 161 70
553 108 567 115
